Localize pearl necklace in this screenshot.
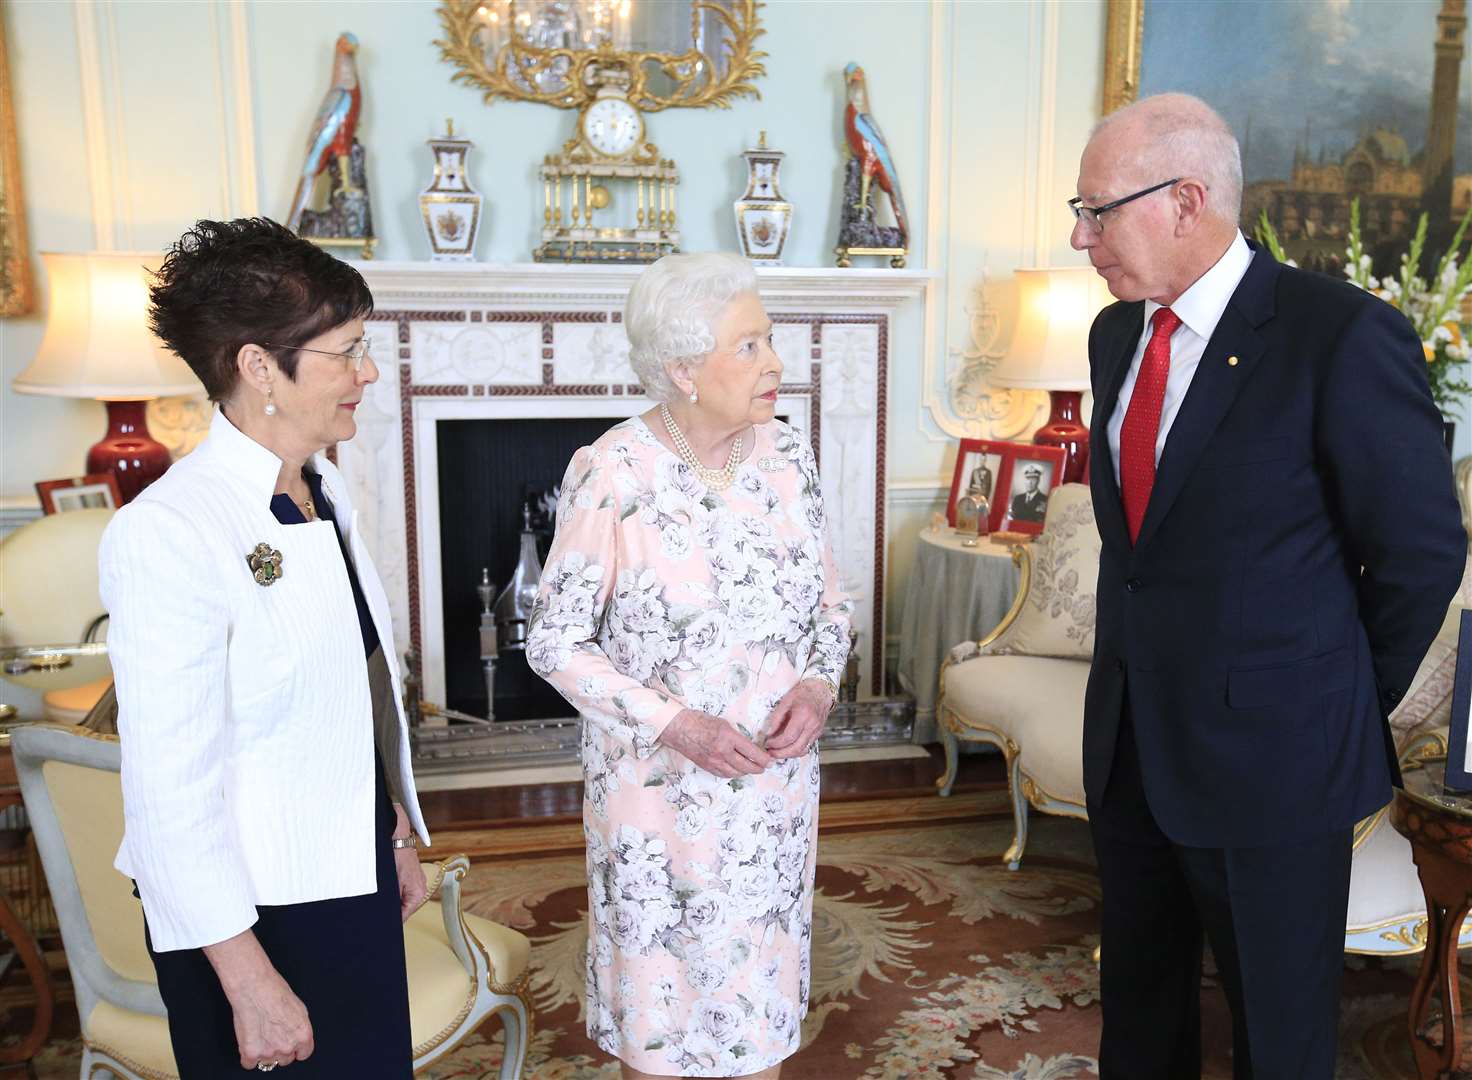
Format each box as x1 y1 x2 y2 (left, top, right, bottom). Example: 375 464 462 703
660 404 742 490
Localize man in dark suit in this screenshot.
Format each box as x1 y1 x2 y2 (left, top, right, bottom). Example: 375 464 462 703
1072 93 1464 1078
1008 464 1048 523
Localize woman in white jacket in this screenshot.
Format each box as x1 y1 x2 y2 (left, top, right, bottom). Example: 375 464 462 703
98 218 429 1076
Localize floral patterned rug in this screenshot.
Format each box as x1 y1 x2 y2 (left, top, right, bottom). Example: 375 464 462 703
420 806 1433 1080
4 799 1443 1078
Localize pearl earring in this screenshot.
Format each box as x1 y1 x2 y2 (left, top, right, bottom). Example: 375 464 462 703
689 390 698 405
264 387 277 417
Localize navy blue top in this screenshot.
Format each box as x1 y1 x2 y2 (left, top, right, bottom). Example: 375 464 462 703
269 470 380 660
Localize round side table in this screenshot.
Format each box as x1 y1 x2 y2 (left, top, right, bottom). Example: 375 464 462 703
1391 758 1472 1078
896 528 1022 741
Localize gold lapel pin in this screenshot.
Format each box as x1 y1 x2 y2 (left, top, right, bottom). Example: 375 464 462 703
1227 355 1240 367
247 542 284 587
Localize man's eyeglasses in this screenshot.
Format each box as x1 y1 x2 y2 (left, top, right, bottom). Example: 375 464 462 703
261 339 371 372
1068 177 1182 233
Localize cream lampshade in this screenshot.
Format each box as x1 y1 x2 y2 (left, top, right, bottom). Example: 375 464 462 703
988 266 1113 483
14 253 201 502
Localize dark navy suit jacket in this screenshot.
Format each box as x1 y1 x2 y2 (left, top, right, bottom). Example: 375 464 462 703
1084 243 1465 848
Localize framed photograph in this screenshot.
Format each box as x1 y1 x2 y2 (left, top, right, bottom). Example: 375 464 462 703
1447 609 1472 793
35 474 122 515
1103 0 1465 274
947 440 1068 536
947 439 1008 531
1000 445 1067 537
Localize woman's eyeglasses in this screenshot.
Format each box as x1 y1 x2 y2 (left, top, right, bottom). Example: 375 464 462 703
261 340 371 372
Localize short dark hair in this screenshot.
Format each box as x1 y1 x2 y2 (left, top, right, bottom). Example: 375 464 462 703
148 218 374 402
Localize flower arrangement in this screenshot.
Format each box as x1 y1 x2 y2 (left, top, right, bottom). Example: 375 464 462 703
1256 199 1472 416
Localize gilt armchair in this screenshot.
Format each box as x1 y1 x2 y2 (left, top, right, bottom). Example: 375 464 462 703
935 477 1472 957
935 483 1095 869
11 723 533 1078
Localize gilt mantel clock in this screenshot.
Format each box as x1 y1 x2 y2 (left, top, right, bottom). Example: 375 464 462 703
435 0 767 263
536 67 680 262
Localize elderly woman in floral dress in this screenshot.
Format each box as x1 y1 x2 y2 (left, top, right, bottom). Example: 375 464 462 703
527 252 852 1079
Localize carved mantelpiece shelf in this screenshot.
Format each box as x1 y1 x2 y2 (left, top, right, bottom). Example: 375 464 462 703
330 261 932 721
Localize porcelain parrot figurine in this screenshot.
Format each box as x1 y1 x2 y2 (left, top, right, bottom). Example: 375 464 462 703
842 62 909 245
286 33 362 232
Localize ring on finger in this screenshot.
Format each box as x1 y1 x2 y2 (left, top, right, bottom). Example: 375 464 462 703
256 1064 279 1073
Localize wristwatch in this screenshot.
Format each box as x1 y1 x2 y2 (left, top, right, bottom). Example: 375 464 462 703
391 835 419 850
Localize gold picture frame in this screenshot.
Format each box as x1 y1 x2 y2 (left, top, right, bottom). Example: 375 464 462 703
435 0 767 113
1102 0 1143 115
0 4 34 317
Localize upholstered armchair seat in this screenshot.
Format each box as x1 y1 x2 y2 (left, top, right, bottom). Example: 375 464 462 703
1345 810 1436 952
1014 667 1089 809
84 1004 172 1079
11 724 533 1079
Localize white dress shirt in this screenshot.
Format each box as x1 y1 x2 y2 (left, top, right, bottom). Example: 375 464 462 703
99 408 428 952
1108 230 1255 484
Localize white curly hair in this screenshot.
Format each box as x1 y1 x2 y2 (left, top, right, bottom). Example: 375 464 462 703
624 252 759 404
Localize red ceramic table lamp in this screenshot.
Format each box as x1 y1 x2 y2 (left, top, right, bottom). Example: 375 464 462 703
14 253 201 503
986 266 1112 484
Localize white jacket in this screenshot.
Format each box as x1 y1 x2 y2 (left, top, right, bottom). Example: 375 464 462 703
99 408 428 952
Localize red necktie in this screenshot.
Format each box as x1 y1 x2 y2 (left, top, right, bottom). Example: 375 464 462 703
1119 307 1182 544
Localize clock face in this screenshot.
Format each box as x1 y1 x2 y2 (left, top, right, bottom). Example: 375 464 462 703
582 97 642 158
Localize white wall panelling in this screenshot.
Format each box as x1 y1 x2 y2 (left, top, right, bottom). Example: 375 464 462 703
72 0 114 251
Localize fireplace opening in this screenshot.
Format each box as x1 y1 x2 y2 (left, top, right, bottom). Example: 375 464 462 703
436 416 625 720
435 411 796 721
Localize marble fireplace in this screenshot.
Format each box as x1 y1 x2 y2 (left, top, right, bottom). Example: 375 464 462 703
330 263 929 755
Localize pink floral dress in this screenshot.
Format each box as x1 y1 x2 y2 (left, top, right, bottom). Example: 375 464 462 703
527 417 852 1076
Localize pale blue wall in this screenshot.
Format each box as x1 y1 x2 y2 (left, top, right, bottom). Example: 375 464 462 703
1 0 1114 646
244 1 931 266
3 0 954 490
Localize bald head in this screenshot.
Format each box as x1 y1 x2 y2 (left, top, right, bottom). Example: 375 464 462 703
1072 93 1243 304
1092 93 1243 223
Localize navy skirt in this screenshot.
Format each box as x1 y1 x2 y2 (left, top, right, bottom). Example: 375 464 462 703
142 759 413 1078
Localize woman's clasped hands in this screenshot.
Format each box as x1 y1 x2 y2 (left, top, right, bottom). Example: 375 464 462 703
658 678 835 776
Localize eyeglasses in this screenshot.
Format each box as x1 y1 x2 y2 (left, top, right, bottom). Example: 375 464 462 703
1068 177 1182 233
261 339 371 372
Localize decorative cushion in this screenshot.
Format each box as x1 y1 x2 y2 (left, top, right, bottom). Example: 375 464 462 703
1387 552 1472 750
992 484 1099 660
